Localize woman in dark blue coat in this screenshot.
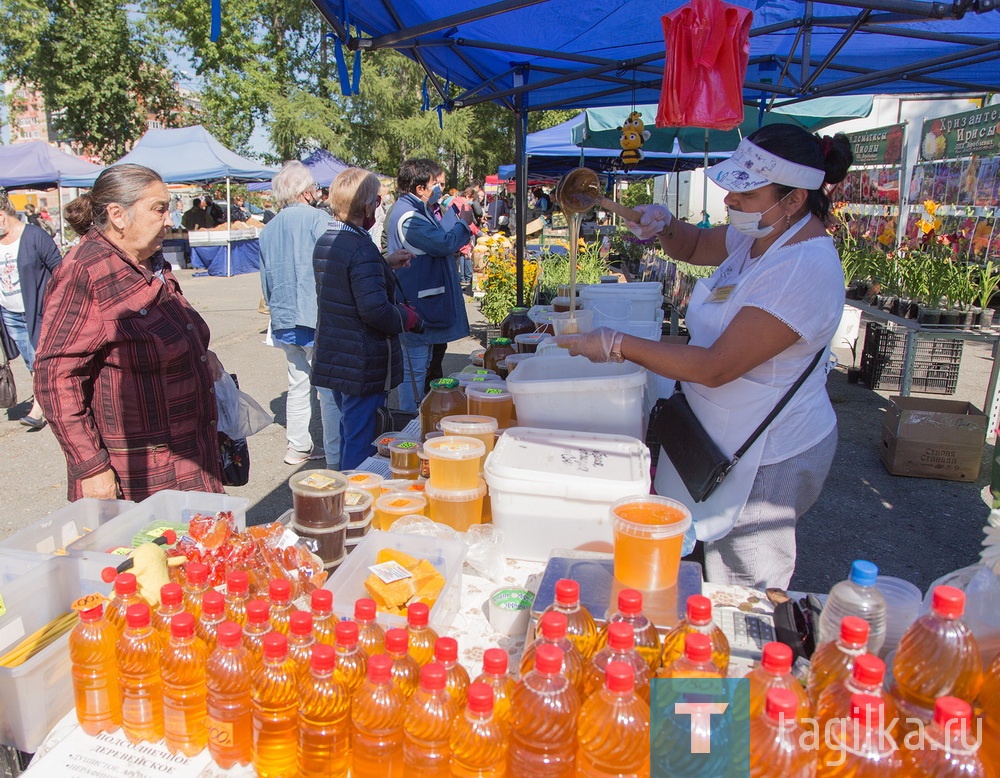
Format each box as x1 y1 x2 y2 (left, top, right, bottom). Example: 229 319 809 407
0 189 62 428
311 169 418 469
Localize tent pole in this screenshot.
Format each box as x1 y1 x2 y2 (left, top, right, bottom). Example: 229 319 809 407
514 88 527 307
226 177 232 277
58 186 64 247
703 130 709 224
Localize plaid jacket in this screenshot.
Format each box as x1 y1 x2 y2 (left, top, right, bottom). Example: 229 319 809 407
34 230 224 501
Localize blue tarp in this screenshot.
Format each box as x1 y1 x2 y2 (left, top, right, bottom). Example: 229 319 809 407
309 0 1000 111
0 141 104 189
248 149 381 191
190 240 261 276
111 125 276 184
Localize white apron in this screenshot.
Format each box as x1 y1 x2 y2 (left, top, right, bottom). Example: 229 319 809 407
654 216 814 542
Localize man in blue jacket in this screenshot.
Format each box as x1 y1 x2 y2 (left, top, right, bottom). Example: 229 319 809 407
387 159 474 413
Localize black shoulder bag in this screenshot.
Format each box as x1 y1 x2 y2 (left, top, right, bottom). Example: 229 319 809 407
653 349 826 503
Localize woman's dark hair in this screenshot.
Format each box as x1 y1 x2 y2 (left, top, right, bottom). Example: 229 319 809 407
397 158 443 195
65 163 163 236
747 123 853 223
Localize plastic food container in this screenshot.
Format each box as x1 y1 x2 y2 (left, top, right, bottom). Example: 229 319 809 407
876 575 923 656
514 332 552 353
0 556 109 752
470 348 486 367
580 281 664 326
552 295 572 312
423 436 486 491
390 467 421 481
503 353 536 374
0 499 134 559
374 493 428 531
343 471 384 502
288 470 349 529
610 495 691 591
484 427 651 561
466 386 515 430
439 415 498 465
389 440 422 472
66 490 248 570
374 433 401 458
344 487 373 524
380 478 424 494
346 510 374 540
450 373 506 390
506 355 648 440
417 449 431 479
290 516 348 564
323 530 467 631
488 587 535 635
425 479 488 532
551 309 595 336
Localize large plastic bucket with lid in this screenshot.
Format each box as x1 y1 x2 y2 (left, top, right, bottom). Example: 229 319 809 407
580 282 663 325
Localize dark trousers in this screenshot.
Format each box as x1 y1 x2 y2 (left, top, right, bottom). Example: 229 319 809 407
331 390 386 470
425 343 448 393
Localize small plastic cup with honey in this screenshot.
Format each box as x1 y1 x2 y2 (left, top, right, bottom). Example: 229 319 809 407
439 415 498 465
374 492 428 531
466 386 514 430
342 471 384 503
423 435 486 491
610 495 692 591
425 479 488 532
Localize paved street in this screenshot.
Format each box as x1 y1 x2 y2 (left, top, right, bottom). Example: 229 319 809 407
0 267 993 595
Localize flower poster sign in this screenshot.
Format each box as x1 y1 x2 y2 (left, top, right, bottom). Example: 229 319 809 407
919 105 1000 161
848 123 906 166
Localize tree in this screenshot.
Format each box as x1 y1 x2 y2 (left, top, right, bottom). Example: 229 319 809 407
0 0 180 162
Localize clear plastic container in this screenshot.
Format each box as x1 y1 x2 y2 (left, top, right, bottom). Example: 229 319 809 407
424 479 487 532
449 682 507 776
344 471 385 503
817 560 888 655
0 498 134 558
402 662 459 775
389 467 420 481
816 695 901 775
514 332 552 353
979 652 1000 775
483 338 516 374
807 615 869 706
374 493 427 531
611 495 691 591
350 655 405 778
290 517 348 564
746 642 811 722
374 433 401 458
551 308 594 335
502 352 536 374
875 575 922 658
423 436 485 491
466 386 514 430
439 415 498 463
388 440 421 472
288 470 349 529
594 588 662 673
344 488 374 528
902 696 989 776
660 594 731 675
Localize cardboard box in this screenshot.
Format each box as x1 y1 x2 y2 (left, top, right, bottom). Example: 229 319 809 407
880 396 987 482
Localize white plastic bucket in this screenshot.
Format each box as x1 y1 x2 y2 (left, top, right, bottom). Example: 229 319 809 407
580 282 664 324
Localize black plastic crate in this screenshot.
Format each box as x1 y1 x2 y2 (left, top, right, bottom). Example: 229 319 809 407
859 322 961 395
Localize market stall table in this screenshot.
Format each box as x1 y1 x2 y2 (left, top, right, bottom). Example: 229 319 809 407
190 239 261 277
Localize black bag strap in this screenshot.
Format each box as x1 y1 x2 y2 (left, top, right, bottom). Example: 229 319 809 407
673 348 827 468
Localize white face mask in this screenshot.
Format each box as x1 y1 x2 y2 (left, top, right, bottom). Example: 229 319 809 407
728 192 792 239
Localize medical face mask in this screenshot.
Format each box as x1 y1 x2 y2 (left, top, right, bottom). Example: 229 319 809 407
728 191 793 239
427 184 442 206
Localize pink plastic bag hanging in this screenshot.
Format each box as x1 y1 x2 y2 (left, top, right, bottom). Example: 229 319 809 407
656 0 753 130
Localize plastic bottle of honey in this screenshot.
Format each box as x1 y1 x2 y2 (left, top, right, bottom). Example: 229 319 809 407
420 378 466 439
182 562 210 620
310 588 339 646
576 662 650 778
116 602 164 744
473 648 515 728
355 597 386 656
584 621 651 703
816 694 901 776
243 598 271 670
403 662 459 777
106 572 143 635
251 632 299 778
814 653 895 735
205 621 253 769
287 610 316 681
298 642 351 778
152 582 184 641
385 627 421 701
660 594 730 675
69 603 121 735
450 683 507 778
806 615 869 706
351 654 405 778
747 642 811 721
902 696 990 777
334 620 368 696
268 578 295 635
407 602 439 667
979 651 1000 777
434 636 471 709
161 612 208 756
593 588 661 672
539 579 598 661
224 570 250 626
197 589 226 653
660 633 723 680
748 688 816 778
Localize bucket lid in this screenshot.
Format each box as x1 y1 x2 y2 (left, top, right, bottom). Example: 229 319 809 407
430 378 460 390
425 478 488 501
514 332 552 345
611 495 691 539
288 469 348 497
388 439 421 455
423 435 486 460
466 385 511 401
374 492 428 512
290 516 349 534
381 479 426 494
440 415 499 435
344 471 384 490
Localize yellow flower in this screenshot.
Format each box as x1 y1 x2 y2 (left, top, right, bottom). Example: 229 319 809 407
916 218 941 235
877 225 896 245
923 200 940 216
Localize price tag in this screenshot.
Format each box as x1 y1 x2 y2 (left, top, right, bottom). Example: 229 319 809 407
368 561 413 584
300 473 339 490
72 592 110 613
0 593 6 618
109 546 133 556
345 491 365 506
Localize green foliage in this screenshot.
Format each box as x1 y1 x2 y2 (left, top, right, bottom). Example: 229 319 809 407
0 0 181 161
621 179 654 209
536 242 612 303
977 260 1000 310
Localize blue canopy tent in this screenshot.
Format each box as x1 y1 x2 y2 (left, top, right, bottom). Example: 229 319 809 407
110 125 277 276
306 0 1000 300
247 148 355 191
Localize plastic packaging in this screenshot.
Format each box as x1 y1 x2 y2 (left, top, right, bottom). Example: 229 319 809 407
806 615 869 706
197 589 225 653
287 610 315 680
354 598 387 657
425 479 487 532
288 469 348 529
817 560 888 655
389 439 422 472
439 415 498 462
466 386 515 430
205 622 253 769
501 307 535 342
816 694 902 775
660 594 730 675
375 492 428 531
384 628 421 700
407 602 440 667
520 611 586 695
351 654 405 778
242 599 271 669
345 471 384 503
473 648 515 727
250 632 299 778
875 575 922 658
514 332 552 353
747 642 811 722
584 622 651 703
450 683 507 777
594 588 661 672
660 633 724 680
424 435 486 491
420 378 466 439
611 495 691 591
748 688 817 777
70 604 121 736
334 620 368 696
577 662 651 777
892 585 983 713
539 578 598 660
290 518 348 564
310 588 338 646
297 643 351 778
403 662 459 775
434 636 471 709
161 612 208 756
214 370 273 439
508 643 581 775
268 577 294 635
116 602 164 744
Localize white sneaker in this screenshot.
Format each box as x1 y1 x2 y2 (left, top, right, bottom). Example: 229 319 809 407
283 445 324 466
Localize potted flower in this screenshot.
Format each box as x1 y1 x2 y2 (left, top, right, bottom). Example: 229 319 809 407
844 336 861 384
976 260 1000 329
916 253 951 326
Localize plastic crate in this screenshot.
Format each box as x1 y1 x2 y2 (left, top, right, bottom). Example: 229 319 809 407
0 499 134 559
859 322 962 395
66 490 248 570
0 556 110 752
323 530 466 632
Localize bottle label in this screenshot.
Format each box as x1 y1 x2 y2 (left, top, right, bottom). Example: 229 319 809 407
368 561 413 584
72 592 110 613
206 715 235 747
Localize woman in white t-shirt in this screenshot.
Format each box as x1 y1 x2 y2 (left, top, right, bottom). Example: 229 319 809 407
557 125 853 588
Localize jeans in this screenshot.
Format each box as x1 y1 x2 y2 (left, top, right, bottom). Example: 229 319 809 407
398 343 432 413
1 308 34 372
317 388 342 469
276 341 315 452
326 389 386 470
459 255 473 284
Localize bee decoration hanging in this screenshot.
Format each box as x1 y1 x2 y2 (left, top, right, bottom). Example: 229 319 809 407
618 111 650 171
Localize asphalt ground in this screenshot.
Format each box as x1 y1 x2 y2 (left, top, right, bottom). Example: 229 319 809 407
0 268 992 596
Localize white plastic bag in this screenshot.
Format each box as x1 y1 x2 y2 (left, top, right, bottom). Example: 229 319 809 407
389 516 506 582
215 373 273 439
